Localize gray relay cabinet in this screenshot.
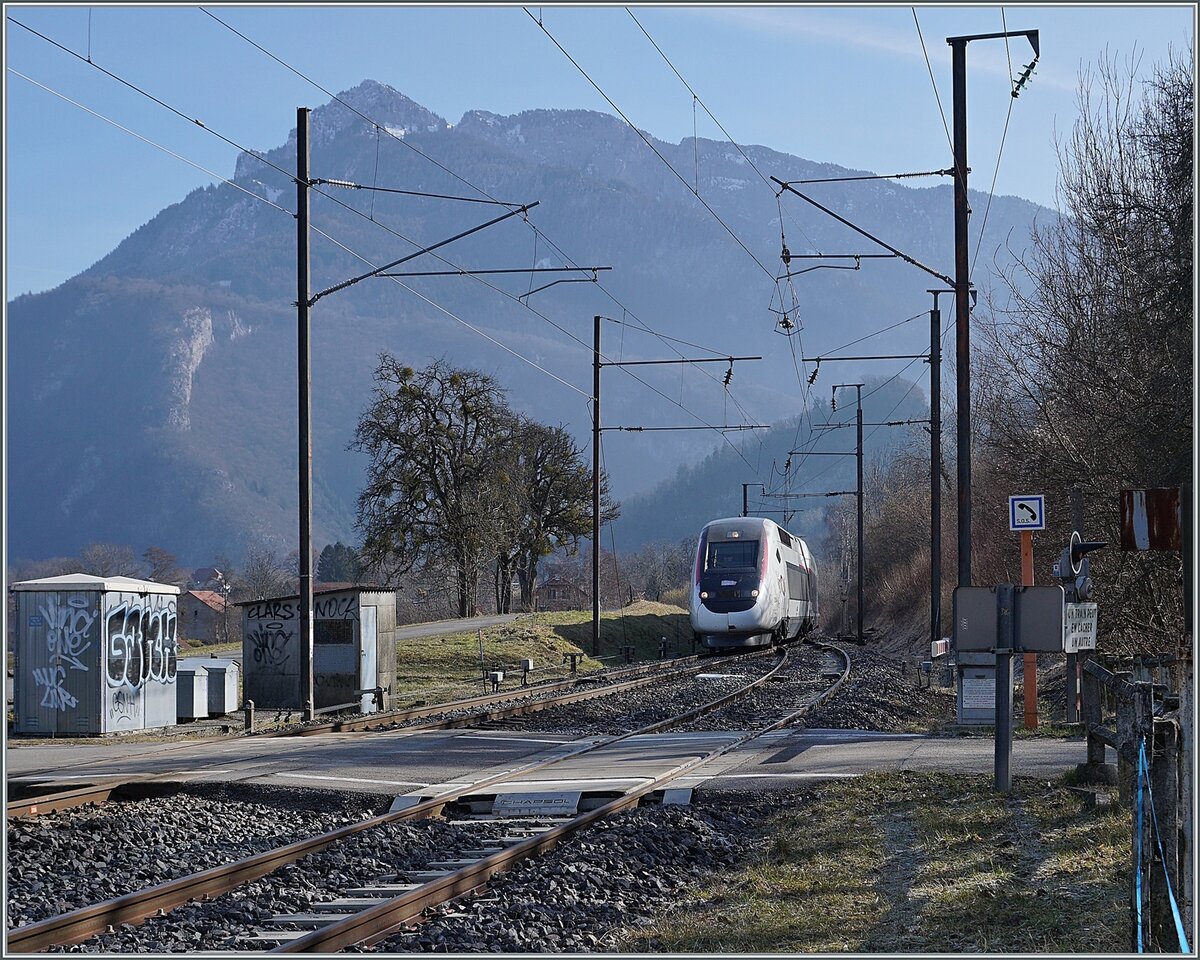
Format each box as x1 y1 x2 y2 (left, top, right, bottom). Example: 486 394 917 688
10 574 181 736
238 586 396 713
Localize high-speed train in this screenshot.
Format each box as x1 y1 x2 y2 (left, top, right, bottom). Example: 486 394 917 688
689 516 819 650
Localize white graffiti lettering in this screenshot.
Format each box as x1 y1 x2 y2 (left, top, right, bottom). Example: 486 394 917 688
106 595 178 690
40 598 95 671
33 665 79 710
32 596 96 712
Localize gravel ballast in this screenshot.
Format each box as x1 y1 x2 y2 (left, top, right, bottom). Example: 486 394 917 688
6 783 386 929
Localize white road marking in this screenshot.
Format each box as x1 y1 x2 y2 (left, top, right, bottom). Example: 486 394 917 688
454 734 574 745
9 770 237 780
274 773 430 787
703 771 862 780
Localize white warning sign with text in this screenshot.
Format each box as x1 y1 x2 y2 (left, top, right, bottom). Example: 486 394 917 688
1064 602 1099 653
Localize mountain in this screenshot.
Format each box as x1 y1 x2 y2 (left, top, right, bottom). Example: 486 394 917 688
6 80 1050 565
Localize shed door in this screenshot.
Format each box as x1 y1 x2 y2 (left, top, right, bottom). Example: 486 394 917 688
359 606 377 712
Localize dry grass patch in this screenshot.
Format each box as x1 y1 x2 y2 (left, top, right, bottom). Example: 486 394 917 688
392 603 691 705
620 772 1128 953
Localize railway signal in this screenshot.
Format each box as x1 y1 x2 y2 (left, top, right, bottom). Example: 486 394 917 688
1053 531 1107 603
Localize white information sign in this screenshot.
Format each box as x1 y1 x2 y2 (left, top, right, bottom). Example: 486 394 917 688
1009 494 1047 531
1064 602 1099 652
961 675 996 709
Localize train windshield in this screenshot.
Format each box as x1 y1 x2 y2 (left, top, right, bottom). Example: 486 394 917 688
705 539 759 570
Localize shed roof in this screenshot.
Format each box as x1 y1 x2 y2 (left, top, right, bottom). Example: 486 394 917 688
10 573 181 594
233 583 391 606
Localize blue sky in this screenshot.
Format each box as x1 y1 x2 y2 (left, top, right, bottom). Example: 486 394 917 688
4 3 1194 298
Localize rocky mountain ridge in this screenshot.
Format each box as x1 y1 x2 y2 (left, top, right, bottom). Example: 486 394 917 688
7 80 1049 564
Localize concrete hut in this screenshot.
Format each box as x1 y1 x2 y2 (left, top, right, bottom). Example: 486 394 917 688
237 584 396 714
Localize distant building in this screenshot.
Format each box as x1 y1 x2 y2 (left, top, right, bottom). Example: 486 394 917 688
179 589 229 644
535 576 588 612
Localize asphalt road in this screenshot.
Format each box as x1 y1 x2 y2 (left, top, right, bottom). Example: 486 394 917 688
7 725 1101 802
394 613 523 641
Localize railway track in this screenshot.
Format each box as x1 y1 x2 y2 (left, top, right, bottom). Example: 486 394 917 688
7 648 770 821
6 641 849 954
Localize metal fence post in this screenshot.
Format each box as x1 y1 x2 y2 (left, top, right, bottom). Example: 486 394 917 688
1128 681 1153 950
1150 717 1180 950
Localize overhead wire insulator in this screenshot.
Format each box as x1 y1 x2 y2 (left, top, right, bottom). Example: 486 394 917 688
723 363 734 386
781 244 792 266
1012 57 1039 98
807 359 820 386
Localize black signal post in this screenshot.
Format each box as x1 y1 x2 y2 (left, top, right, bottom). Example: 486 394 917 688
296 107 314 722
947 28 1039 588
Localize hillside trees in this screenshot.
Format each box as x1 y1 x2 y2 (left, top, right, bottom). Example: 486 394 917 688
976 46 1193 648
353 356 615 617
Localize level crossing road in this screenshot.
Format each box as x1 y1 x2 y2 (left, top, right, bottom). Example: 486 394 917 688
6 727 1100 802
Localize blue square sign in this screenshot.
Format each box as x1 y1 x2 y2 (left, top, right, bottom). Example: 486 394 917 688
1009 495 1046 531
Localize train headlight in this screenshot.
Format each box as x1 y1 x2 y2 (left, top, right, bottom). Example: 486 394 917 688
750 588 759 597
699 591 708 599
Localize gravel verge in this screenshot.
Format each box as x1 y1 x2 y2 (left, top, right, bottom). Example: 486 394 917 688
7 783 386 929
799 649 953 731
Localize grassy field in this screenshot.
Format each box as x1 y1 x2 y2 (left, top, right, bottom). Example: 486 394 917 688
621 772 1129 954
175 602 692 707
389 602 693 705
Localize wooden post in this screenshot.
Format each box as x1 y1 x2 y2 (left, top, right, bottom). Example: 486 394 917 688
1150 718 1180 951
1117 671 1137 805
1081 658 1106 771
1021 530 1037 729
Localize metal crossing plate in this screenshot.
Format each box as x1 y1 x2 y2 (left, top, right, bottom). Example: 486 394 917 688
491 789 582 817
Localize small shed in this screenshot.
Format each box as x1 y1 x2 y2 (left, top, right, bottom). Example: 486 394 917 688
180 656 240 716
10 573 181 736
177 664 209 720
238 585 396 714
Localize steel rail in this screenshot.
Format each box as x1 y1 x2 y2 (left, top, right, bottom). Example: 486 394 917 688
5 647 789 952
282 648 731 737
275 642 851 953
6 781 130 820
6 652 745 819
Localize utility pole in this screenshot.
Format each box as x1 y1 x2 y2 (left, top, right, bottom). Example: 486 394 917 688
947 28 1039 589
928 290 946 653
296 106 314 723
951 35 972 590
832 383 865 643
592 315 601 658
856 397 864 644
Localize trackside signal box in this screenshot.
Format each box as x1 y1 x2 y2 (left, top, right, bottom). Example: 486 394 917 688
953 585 1065 725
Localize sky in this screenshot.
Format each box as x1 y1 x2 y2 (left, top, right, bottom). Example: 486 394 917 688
3 3 1195 298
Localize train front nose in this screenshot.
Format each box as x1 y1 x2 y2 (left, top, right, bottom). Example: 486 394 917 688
697 572 762 614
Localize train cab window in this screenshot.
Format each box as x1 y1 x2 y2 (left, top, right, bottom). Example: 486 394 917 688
706 540 759 570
